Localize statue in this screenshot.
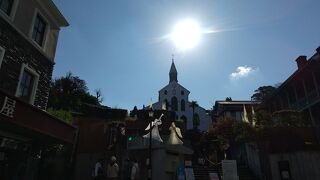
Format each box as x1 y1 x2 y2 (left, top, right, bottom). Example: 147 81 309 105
167 122 183 145
143 114 164 142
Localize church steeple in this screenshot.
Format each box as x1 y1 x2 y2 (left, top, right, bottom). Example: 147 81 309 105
169 55 178 83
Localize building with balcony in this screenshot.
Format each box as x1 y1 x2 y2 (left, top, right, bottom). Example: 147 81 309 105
0 0 75 179
213 100 260 122
266 47 320 128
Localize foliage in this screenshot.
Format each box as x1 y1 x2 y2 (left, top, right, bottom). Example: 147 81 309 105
94 88 104 103
251 85 277 101
208 117 258 153
189 101 199 128
208 117 234 152
129 106 138 117
47 72 100 112
272 110 308 127
46 108 73 124
233 121 256 142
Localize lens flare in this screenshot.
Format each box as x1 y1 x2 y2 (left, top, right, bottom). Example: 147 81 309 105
171 19 202 50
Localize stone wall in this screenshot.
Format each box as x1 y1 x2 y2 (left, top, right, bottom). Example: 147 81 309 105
269 151 320 180
0 17 53 109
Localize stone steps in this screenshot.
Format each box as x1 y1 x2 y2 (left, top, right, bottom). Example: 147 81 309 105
192 165 258 180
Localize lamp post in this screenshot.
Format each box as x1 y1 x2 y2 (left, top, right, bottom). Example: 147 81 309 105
148 109 154 180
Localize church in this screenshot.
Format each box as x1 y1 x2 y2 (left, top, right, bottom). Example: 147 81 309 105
151 59 212 131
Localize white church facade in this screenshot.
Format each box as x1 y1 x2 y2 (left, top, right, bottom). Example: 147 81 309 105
151 60 212 131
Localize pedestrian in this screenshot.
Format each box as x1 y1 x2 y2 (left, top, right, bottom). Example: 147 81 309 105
123 158 132 180
107 156 119 180
130 159 140 180
93 158 104 180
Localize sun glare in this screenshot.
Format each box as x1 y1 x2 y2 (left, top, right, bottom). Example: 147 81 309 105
171 19 201 50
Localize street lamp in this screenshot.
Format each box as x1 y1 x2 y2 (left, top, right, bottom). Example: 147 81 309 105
148 108 154 180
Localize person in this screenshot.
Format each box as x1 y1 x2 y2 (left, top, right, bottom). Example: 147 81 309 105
130 159 139 180
107 156 119 180
123 158 132 180
94 158 104 180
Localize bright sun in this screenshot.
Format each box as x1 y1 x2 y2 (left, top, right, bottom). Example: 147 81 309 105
171 19 202 50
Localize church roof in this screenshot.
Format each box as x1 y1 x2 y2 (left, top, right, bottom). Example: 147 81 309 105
158 82 190 94
170 60 177 74
169 60 178 82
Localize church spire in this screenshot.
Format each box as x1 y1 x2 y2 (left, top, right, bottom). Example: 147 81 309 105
169 54 178 83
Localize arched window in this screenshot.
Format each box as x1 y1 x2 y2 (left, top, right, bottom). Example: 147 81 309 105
162 99 169 110
164 90 167 95
181 99 185 111
181 90 184 95
171 96 178 111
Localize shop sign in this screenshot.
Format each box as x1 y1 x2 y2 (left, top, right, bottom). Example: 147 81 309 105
0 96 16 118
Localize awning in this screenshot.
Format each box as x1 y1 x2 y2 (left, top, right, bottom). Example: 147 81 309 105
0 90 76 144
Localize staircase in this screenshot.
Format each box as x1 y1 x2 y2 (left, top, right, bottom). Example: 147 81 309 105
238 166 258 180
192 165 257 180
193 165 221 180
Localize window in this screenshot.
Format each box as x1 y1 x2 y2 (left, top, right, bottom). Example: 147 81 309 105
0 46 4 68
17 70 35 102
16 65 39 104
181 90 184 95
0 0 13 16
181 99 185 111
32 14 47 46
162 99 169 110
164 90 167 95
171 96 178 111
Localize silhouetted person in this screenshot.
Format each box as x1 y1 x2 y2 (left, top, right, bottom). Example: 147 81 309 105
123 158 132 180
130 159 139 180
94 158 104 180
107 156 119 180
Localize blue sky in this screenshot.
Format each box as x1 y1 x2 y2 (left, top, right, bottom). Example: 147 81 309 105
53 0 320 110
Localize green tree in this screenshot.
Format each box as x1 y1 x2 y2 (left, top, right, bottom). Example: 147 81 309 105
190 101 199 128
47 72 100 112
251 86 277 101
272 110 308 127
47 108 73 124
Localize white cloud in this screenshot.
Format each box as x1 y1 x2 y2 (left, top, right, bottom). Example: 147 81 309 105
230 66 258 80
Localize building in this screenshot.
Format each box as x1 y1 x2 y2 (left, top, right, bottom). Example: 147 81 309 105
72 104 127 180
0 0 75 179
266 47 320 129
151 59 211 131
246 47 320 180
212 100 260 166
213 100 260 122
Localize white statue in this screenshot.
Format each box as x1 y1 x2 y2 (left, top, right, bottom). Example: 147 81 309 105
143 114 164 142
167 122 183 145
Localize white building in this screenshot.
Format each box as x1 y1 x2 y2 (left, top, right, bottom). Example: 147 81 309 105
151 60 212 131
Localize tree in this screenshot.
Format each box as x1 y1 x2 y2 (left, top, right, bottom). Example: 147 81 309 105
129 106 138 117
251 86 277 101
47 108 72 124
190 101 199 128
94 88 104 103
47 72 100 112
272 110 308 127
208 117 234 159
